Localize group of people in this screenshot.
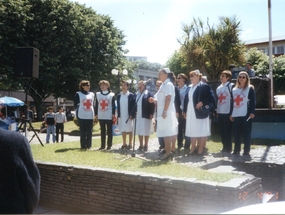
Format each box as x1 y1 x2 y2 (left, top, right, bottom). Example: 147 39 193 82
43 106 67 143
73 67 256 160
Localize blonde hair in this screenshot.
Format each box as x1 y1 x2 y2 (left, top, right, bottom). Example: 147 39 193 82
98 80 110 88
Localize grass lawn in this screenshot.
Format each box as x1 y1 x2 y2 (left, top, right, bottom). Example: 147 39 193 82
31 120 284 182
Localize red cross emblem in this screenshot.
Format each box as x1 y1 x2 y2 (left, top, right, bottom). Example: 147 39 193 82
82 99 92 111
234 94 243 106
218 93 226 104
99 98 109 112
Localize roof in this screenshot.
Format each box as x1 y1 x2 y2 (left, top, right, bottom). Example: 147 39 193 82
245 35 285 45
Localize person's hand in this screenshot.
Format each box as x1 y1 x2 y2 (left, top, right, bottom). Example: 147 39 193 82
196 101 203 109
148 97 154 103
230 116 234 122
162 111 167 119
149 115 153 120
249 113 255 119
183 112 186 119
129 116 133 120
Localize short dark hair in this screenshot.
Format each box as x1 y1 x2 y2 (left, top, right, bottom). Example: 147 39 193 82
246 62 252 66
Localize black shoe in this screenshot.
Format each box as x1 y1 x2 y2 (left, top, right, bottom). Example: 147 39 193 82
121 145 127 150
160 152 173 161
106 146 111 150
127 145 132 150
243 152 250 156
144 146 148 151
159 149 166 155
137 146 143 151
232 151 240 155
99 147 105 150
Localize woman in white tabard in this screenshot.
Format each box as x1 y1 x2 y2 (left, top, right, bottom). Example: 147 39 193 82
95 80 115 150
230 71 256 156
149 68 178 161
73 80 95 150
117 80 136 150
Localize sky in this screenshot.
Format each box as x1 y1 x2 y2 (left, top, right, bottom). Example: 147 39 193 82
71 0 285 65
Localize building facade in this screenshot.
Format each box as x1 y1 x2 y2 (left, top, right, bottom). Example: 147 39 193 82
245 36 285 56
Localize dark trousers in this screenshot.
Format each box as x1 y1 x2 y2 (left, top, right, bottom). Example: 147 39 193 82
56 123 64 142
177 116 186 148
99 120 113 148
78 119 93 149
233 116 252 154
158 137 165 149
218 114 233 152
184 136 191 149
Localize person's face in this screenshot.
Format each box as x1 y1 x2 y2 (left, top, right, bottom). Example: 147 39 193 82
121 83 128 91
189 73 200 85
100 83 108 91
220 74 229 83
246 64 251 69
138 82 145 92
158 71 168 82
82 82 90 91
238 73 247 84
177 75 185 86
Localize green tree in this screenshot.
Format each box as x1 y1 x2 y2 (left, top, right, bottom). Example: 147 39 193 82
166 50 188 76
176 16 245 81
0 0 128 120
245 48 285 94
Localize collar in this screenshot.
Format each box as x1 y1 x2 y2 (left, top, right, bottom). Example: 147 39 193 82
121 91 129 96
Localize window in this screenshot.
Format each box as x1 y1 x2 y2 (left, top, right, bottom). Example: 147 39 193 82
276 46 284 54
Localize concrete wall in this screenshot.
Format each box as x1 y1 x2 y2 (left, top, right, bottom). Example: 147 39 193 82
36 162 262 214
229 161 285 201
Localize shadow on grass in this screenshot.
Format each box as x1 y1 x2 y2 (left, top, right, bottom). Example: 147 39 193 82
55 148 80 153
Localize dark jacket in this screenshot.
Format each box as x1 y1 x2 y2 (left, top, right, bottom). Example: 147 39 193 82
183 83 216 119
175 86 182 115
117 92 136 119
0 129 40 214
135 90 155 119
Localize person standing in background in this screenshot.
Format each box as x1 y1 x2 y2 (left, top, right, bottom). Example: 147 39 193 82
74 80 95 150
14 107 20 122
176 73 189 151
0 128 40 214
245 62 255 77
55 106 67 142
95 80 115 150
44 107 56 144
216 70 234 154
117 80 135 150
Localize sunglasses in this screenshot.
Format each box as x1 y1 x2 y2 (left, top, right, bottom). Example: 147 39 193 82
239 76 246 79
82 84 90 86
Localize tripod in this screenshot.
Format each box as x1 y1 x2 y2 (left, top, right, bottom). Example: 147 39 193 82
18 119 44 147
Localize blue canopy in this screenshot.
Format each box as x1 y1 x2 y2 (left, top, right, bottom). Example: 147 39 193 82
0 96 24 107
